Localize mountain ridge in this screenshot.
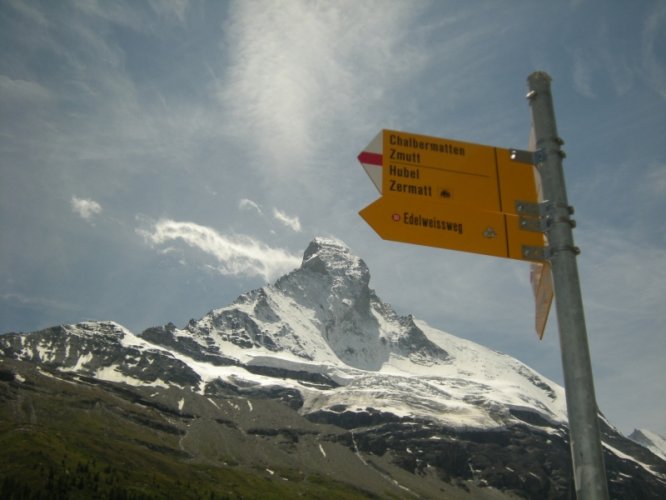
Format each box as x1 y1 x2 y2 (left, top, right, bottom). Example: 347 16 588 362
1 236 665 498
630 429 666 462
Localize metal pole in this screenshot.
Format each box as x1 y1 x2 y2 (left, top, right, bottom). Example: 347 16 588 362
526 72 609 499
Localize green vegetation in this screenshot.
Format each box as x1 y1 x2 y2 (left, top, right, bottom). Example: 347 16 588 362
0 369 376 499
0 442 374 499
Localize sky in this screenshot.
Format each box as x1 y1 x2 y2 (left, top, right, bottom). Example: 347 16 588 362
1 0 664 437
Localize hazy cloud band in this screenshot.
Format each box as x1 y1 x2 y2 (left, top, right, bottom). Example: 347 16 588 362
139 219 301 281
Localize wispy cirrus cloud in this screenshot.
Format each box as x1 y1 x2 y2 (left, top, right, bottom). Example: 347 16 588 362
239 199 302 232
238 198 263 215
2 0 208 177
216 1 428 178
71 196 102 221
138 219 300 281
272 208 301 232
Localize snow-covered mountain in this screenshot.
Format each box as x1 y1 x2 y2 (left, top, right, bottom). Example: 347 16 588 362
4 238 567 429
1 237 665 498
630 429 666 462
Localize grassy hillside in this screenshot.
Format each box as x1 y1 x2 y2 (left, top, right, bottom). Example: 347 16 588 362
0 361 379 500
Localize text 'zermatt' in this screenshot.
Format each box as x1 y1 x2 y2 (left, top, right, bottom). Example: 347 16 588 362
388 165 432 197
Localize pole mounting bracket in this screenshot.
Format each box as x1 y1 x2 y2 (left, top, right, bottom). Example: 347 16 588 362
508 148 547 165
522 244 581 262
516 201 577 232
509 148 534 164
519 216 550 232
522 245 550 262
515 200 553 218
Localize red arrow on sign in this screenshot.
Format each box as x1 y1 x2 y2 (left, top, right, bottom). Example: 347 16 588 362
357 131 383 193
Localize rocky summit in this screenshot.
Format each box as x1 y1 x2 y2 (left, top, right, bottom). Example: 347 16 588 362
1 237 665 499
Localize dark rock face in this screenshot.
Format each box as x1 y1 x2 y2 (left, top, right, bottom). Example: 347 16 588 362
316 410 666 500
321 413 574 498
1 323 202 388
628 429 666 462
140 324 238 366
397 316 449 362
243 364 339 388
307 407 409 429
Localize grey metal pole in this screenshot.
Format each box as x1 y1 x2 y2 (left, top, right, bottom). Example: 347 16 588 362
526 72 609 500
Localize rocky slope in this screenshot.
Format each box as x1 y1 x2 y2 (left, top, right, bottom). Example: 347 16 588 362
630 429 666 462
1 237 665 499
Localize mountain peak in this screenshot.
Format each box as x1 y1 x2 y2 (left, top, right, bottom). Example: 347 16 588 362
299 237 369 285
276 237 370 307
303 236 349 256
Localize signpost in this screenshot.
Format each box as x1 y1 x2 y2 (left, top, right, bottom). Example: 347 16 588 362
357 72 608 498
358 129 547 263
359 193 545 261
359 130 541 215
527 72 608 499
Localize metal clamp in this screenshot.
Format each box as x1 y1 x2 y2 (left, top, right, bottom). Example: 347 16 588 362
508 148 547 165
522 245 550 262
509 149 535 165
516 201 576 232
519 215 551 232
548 203 576 228
515 200 553 218
522 244 581 262
516 200 552 234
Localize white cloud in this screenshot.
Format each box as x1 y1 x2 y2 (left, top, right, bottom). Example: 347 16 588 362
238 198 263 215
216 1 427 178
138 219 301 281
239 200 302 232
272 208 301 232
71 196 102 221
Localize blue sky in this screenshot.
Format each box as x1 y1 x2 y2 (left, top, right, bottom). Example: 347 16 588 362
1 0 664 437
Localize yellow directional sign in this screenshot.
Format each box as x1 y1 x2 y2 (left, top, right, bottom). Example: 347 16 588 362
380 130 540 214
358 128 546 262
359 195 546 262
383 130 492 176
